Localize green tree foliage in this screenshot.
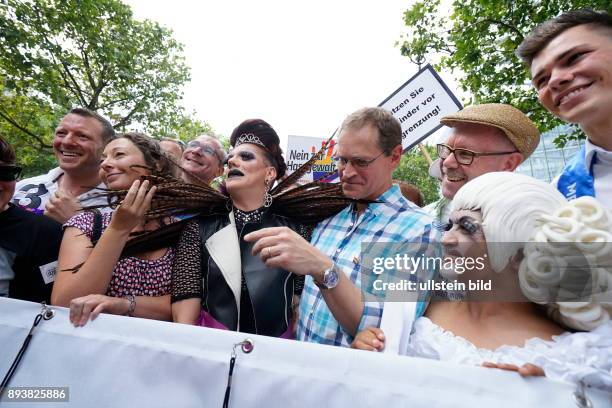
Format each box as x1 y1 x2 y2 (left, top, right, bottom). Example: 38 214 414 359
393 144 440 205
398 0 612 147
0 0 209 171
0 83 57 176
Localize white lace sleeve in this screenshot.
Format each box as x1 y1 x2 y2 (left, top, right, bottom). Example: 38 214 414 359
528 321 612 391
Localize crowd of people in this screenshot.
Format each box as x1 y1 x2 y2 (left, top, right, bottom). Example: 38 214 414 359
1 9 611 391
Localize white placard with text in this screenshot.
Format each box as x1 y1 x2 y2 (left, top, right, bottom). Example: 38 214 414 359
380 64 462 152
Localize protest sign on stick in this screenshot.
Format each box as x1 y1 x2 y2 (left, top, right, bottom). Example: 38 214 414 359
380 64 462 152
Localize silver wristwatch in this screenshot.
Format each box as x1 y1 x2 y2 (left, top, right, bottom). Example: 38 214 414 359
316 264 339 290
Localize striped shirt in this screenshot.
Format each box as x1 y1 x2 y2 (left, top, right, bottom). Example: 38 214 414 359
297 184 439 347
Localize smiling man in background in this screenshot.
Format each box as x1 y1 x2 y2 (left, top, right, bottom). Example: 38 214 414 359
517 9 612 206
12 107 115 222
180 134 225 186
426 104 540 225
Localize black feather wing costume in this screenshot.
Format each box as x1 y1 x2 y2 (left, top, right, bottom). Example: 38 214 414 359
84 136 367 256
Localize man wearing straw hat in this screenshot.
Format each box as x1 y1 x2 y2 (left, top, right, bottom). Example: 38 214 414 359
426 103 540 225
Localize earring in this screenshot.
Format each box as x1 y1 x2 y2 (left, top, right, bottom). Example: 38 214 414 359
263 179 273 207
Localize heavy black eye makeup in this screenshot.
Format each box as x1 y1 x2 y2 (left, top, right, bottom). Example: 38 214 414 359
226 150 256 164
446 216 480 235
458 216 479 234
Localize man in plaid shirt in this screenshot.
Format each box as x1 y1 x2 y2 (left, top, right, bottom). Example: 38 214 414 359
245 107 437 346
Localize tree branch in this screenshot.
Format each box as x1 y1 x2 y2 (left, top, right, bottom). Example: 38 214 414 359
80 44 96 89
458 17 524 41
30 3 89 106
113 100 144 129
0 109 52 149
98 96 133 109
59 59 88 107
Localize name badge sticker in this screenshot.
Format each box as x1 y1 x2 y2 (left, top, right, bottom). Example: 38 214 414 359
39 260 58 285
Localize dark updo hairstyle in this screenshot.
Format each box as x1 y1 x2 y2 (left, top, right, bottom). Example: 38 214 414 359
109 132 172 178
0 136 16 165
229 119 287 179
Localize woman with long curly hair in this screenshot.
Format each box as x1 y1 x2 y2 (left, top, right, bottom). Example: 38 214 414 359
52 132 174 326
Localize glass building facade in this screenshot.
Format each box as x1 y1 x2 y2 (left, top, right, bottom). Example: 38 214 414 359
515 125 583 182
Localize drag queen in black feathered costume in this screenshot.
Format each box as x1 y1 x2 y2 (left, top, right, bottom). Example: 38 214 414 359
172 119 314 337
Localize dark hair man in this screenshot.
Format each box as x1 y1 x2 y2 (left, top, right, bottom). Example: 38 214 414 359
12 107 115 222
517 9 612 206
244 107 438 347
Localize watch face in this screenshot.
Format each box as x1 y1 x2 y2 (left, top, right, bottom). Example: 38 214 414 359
324 268 339 289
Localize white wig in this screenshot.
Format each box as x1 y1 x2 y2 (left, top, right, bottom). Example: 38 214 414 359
520 196 612 331
451 172 566 272
451 172 612 331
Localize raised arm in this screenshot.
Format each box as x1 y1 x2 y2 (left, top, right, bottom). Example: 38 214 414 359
51 180 156 306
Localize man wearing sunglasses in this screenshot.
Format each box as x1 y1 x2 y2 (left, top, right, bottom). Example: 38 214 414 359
427 103 540 225
180 134 226 186
0 137 63 302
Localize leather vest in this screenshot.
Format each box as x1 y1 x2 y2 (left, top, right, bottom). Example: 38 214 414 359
197 211 298 337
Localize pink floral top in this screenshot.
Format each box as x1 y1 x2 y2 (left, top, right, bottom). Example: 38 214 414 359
64 211 173 297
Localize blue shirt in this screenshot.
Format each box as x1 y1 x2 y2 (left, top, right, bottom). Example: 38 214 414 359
297 184 439 347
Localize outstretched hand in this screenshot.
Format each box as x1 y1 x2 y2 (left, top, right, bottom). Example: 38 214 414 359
482 362 545 377
109 179 156 233
351 327 386 352
69 294 129 327
244 226 332 277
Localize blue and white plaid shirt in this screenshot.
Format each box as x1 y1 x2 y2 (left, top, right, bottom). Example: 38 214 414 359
297 184 439 347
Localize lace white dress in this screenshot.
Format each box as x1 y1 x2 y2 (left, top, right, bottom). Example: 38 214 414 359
405 317 612 391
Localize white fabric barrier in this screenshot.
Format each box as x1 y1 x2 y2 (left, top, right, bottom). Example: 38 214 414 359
1 298 610 407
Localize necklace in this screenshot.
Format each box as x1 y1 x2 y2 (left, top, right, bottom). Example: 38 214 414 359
234 207 264 230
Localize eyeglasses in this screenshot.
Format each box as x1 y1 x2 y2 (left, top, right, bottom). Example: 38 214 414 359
0 165 22 181
187 140 223 162
332 151 385 168
437 143 518 166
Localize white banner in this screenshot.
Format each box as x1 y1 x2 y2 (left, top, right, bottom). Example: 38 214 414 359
285 135 338 183
1 298 610 407
380 64 462 152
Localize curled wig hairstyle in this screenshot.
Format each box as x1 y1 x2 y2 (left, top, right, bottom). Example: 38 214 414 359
451 172 567 273
452 172 612 331
519 196 612 331
110 132 172 178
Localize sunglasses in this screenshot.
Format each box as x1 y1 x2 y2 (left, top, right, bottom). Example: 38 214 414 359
0 165 22 181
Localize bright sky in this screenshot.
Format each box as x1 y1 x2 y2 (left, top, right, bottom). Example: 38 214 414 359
125 0 456 147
